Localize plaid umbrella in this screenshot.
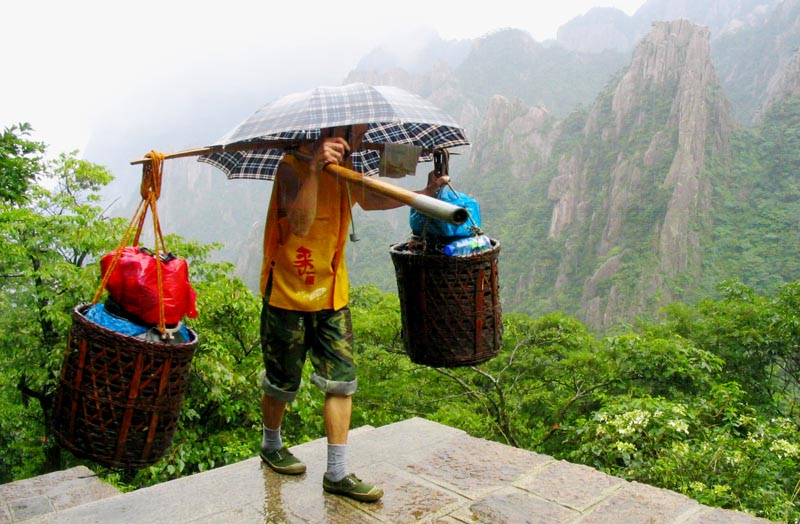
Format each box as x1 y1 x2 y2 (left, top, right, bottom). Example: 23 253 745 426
198 83 469 180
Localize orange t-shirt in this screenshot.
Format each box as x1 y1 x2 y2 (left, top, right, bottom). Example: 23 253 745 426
260 155 353 312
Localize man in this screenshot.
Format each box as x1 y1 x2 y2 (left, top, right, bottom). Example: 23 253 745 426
258 124 448 502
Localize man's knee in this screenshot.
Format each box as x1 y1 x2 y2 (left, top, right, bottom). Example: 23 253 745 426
260 371 299 403
310 373 357 396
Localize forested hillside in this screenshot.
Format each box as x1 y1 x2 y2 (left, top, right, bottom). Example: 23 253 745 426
343 4 800 330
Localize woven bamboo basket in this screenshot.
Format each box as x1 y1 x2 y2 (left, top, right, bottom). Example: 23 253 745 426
389 238 502 367
52 303 197 469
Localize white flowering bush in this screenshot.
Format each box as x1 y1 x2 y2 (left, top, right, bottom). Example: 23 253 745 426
565 383 799 523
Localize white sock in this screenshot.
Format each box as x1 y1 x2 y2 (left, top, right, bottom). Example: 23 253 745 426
325 444 348 482
262 424 282 453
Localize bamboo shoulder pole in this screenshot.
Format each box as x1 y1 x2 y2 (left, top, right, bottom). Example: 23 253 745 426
323 163 468 225
130 142 468 225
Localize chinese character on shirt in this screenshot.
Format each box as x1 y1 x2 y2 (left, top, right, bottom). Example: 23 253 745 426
293 246 316 285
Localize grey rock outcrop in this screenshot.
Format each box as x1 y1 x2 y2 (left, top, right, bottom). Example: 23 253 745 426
471 96 558 182
544 20 735 328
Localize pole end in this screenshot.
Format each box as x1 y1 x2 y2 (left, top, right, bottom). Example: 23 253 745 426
452 207 469 225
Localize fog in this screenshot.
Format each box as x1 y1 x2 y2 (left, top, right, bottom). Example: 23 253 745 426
2 0 646 220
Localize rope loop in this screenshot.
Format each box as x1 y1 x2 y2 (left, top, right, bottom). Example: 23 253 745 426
142 150 165 201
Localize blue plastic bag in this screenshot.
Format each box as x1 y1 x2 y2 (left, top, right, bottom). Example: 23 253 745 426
409 186 481 239
85 303 191 343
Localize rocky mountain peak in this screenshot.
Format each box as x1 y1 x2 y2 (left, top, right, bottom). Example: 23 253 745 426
545 20 736 328
556 7 636 53
607 20 717 138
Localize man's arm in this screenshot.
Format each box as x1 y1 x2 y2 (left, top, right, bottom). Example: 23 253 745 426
277 162 318 237
280 137 351 237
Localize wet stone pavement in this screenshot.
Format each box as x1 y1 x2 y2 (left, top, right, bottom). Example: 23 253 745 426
0 466 119 524
4 417 778 523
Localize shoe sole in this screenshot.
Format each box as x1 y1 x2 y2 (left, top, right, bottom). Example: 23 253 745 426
260 450 306 475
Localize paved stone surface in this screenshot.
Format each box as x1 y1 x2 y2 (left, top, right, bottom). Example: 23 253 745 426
8 418 778 523
0 466 120 523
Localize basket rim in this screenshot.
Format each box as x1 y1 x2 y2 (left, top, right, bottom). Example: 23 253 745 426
390 237 500 259
72 302 198 349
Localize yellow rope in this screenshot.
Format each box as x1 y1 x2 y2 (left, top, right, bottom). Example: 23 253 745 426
91 151 169 335
143 151 167 333
91 198 147 305
141 151 163 200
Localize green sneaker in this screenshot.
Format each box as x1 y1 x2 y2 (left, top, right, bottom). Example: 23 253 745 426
323 473 384 502
260 446 306 475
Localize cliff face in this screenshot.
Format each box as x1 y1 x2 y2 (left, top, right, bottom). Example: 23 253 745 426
543 20 735 328
471 96 558 182
762 50 800 110
754 5 800 123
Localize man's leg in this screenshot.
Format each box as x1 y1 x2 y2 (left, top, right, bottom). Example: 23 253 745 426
323 393 351 445
259 302 307 475
259 392 305 475
261 394 286 454
323 393 351 484
312 309 383 502
321 391 382 501
262 394 287 431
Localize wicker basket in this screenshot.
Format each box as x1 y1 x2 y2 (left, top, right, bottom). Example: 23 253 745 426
389 239 502 367
52 303 197 469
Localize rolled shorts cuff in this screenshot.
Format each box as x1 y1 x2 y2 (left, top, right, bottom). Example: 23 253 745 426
260 371 298 403
310 372 357 396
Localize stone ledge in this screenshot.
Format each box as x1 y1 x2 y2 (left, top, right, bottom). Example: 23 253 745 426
9 419 779 523
0 466 120 524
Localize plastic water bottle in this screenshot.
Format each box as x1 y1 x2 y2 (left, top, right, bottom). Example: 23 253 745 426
443 235 492 256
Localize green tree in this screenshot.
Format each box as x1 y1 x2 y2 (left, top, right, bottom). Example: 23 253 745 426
0 123 45 204
351 284 799 522
0 140 271 487
0 150 121 478
659 280 800 414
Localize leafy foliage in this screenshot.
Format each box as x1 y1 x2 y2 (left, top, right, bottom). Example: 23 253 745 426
0 147 124 474
568 388 799 521
0 139 265 486
351 284 800 522
0 123 45 204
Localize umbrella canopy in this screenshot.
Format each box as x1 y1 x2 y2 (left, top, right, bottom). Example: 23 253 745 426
198 83 469 180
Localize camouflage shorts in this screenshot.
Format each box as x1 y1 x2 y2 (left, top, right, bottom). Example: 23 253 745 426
260 298 357 403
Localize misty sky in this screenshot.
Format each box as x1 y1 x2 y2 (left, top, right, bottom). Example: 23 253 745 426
2 0 645 159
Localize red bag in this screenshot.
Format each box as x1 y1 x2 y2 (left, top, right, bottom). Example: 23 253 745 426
100 246 198 326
